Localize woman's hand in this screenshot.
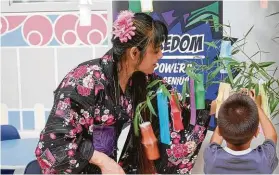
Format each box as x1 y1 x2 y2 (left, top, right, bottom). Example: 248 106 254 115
89 150 125 174
99 156 125 174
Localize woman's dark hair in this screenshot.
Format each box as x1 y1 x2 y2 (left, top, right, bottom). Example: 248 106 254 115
112 12 168 70
218 93 259 146
114 12 168 173
131 71 157 174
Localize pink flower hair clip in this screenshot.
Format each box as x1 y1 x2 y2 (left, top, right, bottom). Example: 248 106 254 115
112 10 136 43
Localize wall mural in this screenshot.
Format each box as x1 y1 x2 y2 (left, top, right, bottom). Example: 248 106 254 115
0 12 108 47
114 1 223 129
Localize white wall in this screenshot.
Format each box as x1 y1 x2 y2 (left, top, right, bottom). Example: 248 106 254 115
0 0 112 138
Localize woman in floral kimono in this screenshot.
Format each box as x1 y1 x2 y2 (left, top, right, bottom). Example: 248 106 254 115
35 11 212 174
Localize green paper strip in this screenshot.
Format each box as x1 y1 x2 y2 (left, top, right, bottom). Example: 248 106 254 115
128 0 142 13
194 73 205 109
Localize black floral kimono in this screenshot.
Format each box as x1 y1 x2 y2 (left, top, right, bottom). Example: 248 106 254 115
35 49 211 174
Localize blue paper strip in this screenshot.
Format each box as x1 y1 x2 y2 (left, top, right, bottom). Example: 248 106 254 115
219 40 232 74
157 90 171 145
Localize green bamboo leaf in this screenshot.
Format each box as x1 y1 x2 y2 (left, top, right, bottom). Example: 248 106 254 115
205 81 221 89
227 65 234 84
269 94 275 112
228 61 240 66
205 60 220 71
186 80 190 94
221 23 231 28
255 83 259 96
243 78 251 88
259 69 270 79
147 91 154 97
249 62 256 69
271 110 279 120
133 103 143 136
236 85 243 91
270 98 279 114
234 37 245 44
146 96 157 116
133 112 140 136
147 79 162 89
208 66 223 81
208 57 235 70
266 79 275 88
258 62 275 68
232 42 247 50
185 67 198 81
161 85 171 99
272 67 278 77
247 80 253 89
244 25 254 38
205 41 217 49
266 12 279 17
249 51 260 59
220 57 239 65
182 80 187 104
224 77 231 84
231 49 240 55
234 76 243 86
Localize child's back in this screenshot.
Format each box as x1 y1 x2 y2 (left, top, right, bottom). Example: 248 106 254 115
204 92 278 174
204 140 277 173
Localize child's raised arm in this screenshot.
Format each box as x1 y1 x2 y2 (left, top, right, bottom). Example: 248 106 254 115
258 106 277 144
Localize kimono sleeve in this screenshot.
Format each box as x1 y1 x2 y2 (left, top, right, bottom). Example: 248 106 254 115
35 65 97 174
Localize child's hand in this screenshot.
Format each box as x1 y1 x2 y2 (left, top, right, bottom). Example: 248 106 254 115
240 88 249 95
240 88 256 101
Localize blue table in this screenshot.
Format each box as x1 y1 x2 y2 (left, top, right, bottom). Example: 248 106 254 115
1 138 39 169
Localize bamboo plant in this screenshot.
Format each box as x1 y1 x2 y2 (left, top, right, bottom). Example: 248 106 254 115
133 19 279 135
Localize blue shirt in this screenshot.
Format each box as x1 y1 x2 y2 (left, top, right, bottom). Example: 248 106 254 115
204 140 278 174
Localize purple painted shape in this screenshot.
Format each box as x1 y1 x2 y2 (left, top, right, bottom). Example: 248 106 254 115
190 78 196 125
151 13 160 21
162 10 177 26
183 14 190 24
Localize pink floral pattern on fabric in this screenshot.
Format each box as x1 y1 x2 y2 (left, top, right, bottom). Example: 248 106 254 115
101 54 113 64
59 64 107 97
165 124 206 174
55 98 71 116
72 65 87 79
37 148 56 171
35 51 210 174
120 95 133 118
77 85 91 96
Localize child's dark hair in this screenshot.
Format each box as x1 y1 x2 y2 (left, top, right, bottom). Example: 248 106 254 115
112 13 168 70
218 93 259 145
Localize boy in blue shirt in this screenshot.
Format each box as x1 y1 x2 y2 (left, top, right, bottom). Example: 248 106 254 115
204 92 278 174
